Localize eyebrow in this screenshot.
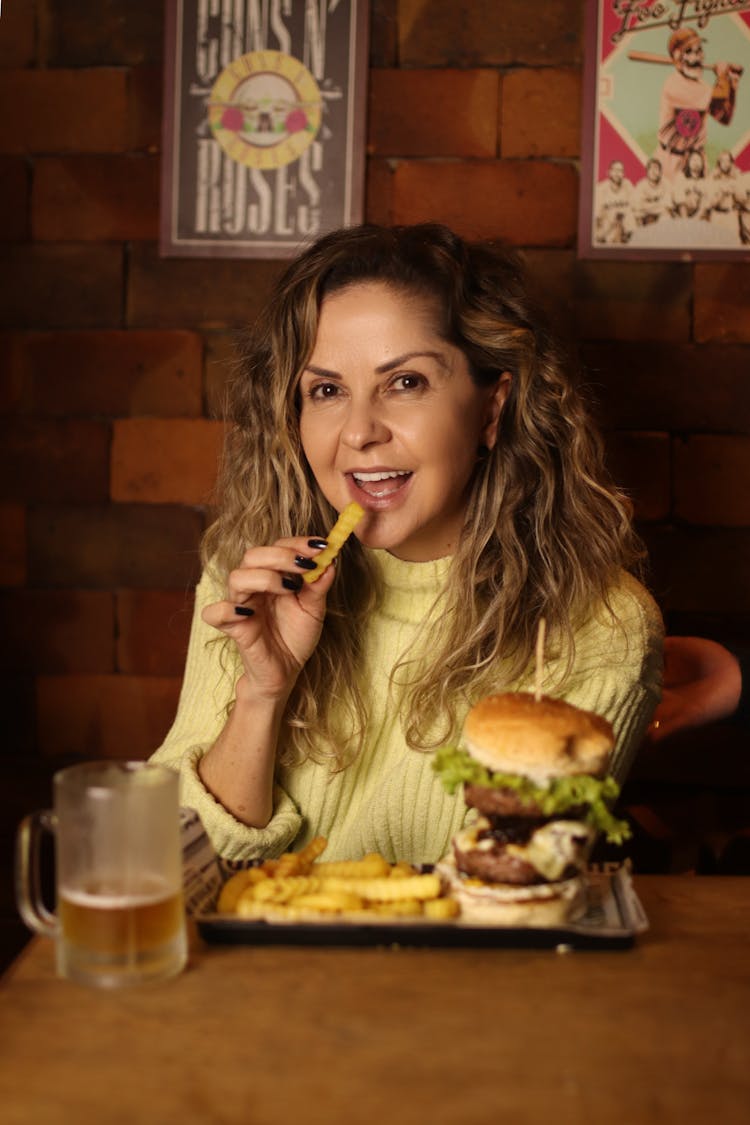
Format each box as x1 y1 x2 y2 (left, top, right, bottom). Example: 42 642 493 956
304 350 450 379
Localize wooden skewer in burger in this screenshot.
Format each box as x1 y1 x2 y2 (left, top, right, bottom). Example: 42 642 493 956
433 619 631 926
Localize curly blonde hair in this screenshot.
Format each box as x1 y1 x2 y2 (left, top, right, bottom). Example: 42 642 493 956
202 224 644 768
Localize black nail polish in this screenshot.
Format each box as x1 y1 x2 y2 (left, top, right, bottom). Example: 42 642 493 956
294 554 318 570
307 538 328 549
234 605 255 617
282 574 303 591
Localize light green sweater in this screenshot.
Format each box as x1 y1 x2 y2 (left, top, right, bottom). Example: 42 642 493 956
151 550 663 865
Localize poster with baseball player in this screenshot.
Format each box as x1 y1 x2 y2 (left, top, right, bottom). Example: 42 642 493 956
579 1 750 259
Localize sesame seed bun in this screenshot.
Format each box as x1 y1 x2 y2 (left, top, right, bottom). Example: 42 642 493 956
463 692 614 784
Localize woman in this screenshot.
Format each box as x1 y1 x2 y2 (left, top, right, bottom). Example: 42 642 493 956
152 223 663 863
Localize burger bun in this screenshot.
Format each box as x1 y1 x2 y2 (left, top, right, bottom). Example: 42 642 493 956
463 692 614 784
436 854 587 927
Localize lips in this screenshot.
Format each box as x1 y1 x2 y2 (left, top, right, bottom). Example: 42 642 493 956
348 469 412 502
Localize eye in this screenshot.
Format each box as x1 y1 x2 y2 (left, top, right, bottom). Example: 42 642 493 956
307 381 342 401
390 372 427 392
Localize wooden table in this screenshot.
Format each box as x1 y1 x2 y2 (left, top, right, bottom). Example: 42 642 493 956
1 876 748 1125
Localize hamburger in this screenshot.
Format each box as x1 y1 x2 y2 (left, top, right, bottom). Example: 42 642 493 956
433 692 631 926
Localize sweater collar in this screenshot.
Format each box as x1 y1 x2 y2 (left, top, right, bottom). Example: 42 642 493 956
365 549 453 623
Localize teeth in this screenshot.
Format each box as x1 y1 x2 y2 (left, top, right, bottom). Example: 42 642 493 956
353 471 410 483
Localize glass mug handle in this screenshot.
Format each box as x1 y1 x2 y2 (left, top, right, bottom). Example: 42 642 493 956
15 810 58 937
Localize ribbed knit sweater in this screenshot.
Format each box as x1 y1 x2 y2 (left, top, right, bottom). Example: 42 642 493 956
151 550 663 864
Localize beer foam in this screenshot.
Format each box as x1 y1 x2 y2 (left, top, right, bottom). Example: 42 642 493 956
62 875 174 909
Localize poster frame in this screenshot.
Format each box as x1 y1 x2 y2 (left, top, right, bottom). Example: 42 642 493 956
578 1 750 262
160 0 370 259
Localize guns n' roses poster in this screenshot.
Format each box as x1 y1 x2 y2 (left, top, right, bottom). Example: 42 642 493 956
579 1 750 259
160 1 369 258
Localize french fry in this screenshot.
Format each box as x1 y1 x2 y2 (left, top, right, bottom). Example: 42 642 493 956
423 896 461 920
274 852 302 878
236 901 370 924
244 876 321 905
292 890 365 913
302 502 365 583
390 861 417 879
311 852 391 880
370 899 423 917
236 900 304 922
295 835 328 873
217 868 267 914
216 837 461 923
320 873 442 903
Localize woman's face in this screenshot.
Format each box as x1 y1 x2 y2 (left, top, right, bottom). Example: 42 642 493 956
298 282 510 561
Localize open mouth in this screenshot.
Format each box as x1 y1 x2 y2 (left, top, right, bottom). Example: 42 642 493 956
350 470 412 499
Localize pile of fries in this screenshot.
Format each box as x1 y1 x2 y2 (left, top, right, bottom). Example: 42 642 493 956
216 836 460 923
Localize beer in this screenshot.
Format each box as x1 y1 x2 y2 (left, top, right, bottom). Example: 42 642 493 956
16 761 187 988
56 875 187 985
60 876 184 955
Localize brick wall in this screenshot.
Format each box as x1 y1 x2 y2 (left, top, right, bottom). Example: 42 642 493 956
1 1 748 919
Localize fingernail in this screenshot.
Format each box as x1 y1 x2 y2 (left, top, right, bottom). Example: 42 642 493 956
234 606 255 617
294 554 318 570
282 575 303 592
307 538 328 549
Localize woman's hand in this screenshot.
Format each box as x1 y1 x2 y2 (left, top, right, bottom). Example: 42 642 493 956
200 536 335 703
196 537 334 826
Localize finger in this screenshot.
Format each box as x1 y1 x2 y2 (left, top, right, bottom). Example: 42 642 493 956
276 552 337 627
272 535 330 554
302 556 337 592
209 563 333 629
298 554 337 601
229 546 328 595
227 566 305 602
238 539 328 573
202 599 261 632
233 605 255 618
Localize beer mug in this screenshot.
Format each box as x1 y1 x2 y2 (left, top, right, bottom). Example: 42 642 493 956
16 761 187 988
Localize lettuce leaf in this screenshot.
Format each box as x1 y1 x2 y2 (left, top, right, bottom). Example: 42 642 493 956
432 744 631 844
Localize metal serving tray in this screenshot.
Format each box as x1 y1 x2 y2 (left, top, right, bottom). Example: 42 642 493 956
196 865 648 951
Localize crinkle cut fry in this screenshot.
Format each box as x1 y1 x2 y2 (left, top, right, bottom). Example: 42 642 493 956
319 873 442 902
311 853 392 879
217 867 267 913
215 837 462 923
246 876 322 904
296 835 328 871
303 502 365 583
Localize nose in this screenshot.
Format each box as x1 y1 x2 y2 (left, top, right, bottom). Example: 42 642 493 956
340 395 391 450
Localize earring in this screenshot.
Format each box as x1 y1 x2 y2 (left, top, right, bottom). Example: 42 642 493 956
477 444 491 460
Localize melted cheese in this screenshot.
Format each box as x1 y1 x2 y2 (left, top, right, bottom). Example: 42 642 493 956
506 821 594 881
454 818 493 853
455 817 594 881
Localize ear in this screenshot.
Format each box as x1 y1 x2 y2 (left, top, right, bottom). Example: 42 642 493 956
482 372 512 451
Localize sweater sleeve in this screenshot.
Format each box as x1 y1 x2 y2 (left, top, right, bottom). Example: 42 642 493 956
149 569 303 861
538 572 664 784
